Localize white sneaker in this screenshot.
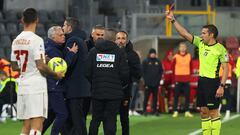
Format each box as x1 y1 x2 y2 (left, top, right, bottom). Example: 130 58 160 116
129 111 133 116
132 111 141 116
0 117 6 123
223 110 230 120
172 111 178 118
12 117 17 121
185 111 194 117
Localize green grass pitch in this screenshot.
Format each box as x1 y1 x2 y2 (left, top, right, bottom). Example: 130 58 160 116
0 113 240 135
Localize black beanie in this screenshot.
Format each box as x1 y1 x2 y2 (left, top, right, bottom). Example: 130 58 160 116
149 48 156 54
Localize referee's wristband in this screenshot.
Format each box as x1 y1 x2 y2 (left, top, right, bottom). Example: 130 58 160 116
219 83 225 88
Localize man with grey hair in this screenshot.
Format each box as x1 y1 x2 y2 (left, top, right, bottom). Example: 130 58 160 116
42 26 78 135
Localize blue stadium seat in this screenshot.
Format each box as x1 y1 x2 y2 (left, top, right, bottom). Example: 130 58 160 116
0 35 11 48
6 23 18 36
49 10 65 24
36 23 46 36
0 11 4 23
0 23 6 35
0 48 6 58
38 10 50 23
4 10 18 22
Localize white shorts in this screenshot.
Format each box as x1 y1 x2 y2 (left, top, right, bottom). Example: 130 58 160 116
17 92 48 120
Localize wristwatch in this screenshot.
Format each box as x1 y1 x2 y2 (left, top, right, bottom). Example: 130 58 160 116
220 83 225 88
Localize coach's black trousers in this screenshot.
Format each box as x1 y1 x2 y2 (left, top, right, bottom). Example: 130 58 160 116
120 98 130 135
89 99 121 135
42 92 68 135
173 82 190 111
61 98 87 135
143 86 158 113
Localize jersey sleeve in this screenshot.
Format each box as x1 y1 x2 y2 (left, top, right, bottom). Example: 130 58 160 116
33 38 45 61
10 40 17 61
219 47 229 63
192 36 201 47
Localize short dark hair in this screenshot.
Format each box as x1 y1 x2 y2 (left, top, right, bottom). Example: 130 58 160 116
117 30 128 39
22 8 38 25
93 24 105 30
65 17 79 30
104 28 116 41
202 24 218 39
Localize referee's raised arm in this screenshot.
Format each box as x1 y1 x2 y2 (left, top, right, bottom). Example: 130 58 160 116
165 11 193 43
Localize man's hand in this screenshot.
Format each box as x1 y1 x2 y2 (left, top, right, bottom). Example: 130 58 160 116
67 42 78 53
165 11 175 22
215 86 224 98
45 55 50 63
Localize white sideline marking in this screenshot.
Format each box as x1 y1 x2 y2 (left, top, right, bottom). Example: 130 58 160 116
188 114 240 135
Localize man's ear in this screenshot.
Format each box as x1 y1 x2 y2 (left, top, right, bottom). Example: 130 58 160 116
91 32 94 37
210 33 214 38
69 26 73 33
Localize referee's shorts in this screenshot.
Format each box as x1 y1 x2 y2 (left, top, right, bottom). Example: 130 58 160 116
197 77 220 110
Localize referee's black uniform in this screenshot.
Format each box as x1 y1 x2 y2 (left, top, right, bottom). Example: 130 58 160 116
86 39 129 135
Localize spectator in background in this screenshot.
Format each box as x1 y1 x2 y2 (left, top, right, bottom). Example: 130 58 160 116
61 17 90 135
0 70 17 122
172 42 193 118
219 54 235 120
86 25 105 51
0 58 19 78
115 31 142 135
86 28 129 135
161 50 174 112
142 48 163 116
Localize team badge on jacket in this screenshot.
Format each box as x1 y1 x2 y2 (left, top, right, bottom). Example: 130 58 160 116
96 54 115 62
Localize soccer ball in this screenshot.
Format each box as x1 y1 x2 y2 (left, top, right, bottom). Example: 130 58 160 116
48 57 67 74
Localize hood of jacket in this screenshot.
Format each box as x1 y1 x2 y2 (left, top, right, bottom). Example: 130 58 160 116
65 28 87 41
95 40 119 52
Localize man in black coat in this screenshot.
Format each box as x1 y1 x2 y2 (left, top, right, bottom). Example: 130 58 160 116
86 28 129 135
115 31 141 135
84 24 105 121
86 24 105 51
61 17 90 135
142 48 163 116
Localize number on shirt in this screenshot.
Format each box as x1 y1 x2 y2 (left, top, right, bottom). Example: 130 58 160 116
14 50 29 72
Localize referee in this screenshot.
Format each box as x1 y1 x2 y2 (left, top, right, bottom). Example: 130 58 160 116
166 11 229 135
